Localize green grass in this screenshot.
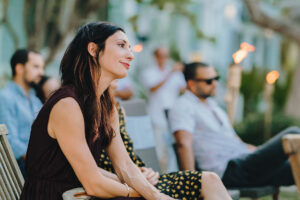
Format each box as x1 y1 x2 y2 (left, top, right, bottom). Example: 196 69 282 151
240 186 299 200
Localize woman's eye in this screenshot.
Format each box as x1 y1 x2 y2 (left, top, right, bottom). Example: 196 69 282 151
118 43 125 48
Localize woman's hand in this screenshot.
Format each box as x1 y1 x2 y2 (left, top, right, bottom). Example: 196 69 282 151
129 187 141 197
140 167 159 186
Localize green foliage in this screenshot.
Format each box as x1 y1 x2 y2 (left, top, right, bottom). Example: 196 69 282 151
148 0 193 10
169 41 181 61
273 39 299 112
235 112 300 145
238 65 297 145
132 0 215 42
237 38 298 144
128 14 139 33
240 66 293 115
273 71 293 112
240 67 265 114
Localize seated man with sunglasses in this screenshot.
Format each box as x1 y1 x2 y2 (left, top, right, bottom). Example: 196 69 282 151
169 62 300 188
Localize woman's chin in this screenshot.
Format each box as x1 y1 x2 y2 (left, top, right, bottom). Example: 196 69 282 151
114 70 128 79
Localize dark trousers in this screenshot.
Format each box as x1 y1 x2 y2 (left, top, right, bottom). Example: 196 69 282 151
222 126 300 187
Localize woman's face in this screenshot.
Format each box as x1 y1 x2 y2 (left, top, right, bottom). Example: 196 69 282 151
98 31 134 80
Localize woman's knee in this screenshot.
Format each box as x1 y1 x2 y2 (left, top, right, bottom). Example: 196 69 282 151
202 171 222 185
202 172 232 199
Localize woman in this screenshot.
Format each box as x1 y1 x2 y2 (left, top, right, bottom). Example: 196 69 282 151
20 22 174 200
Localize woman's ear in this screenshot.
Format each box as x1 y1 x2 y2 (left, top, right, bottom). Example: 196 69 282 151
87 42 98 57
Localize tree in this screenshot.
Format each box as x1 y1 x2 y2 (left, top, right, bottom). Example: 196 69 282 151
244 0 300 118
131 0 215 42
0 0 20 48
1 0 109 65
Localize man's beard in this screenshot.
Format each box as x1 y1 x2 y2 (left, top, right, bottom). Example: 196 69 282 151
195 88 213 99
29 81 38 88
23 73 40 88
198 93 211 99
24 77 37 89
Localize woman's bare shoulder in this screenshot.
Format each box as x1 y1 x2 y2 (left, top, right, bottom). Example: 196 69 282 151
48 97 84 138
52 97 81 112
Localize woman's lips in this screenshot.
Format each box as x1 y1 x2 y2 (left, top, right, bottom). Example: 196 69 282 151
120 62 130 69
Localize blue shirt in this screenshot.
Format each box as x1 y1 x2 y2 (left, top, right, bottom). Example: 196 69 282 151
0 81 42 159
170 90 249 177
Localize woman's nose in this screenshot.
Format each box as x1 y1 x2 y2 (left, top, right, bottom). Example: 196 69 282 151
127 49 134 61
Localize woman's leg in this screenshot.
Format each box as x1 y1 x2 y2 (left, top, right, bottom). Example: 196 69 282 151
202 172 232 200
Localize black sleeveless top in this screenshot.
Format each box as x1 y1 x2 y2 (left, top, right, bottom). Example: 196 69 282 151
20 85 92 200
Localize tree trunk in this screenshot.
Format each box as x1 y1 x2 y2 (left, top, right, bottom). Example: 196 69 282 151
23 0 109 66
285 51 300 118
244 0 300 119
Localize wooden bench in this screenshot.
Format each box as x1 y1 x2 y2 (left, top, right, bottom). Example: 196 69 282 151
0 124 24 200
282 134 300 195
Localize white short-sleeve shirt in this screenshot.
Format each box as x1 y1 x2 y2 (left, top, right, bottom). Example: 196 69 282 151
141 65 186 127
170 90 249 177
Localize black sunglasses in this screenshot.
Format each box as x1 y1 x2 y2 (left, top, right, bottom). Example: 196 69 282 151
193 76 220 85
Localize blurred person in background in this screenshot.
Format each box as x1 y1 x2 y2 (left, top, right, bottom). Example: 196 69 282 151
33 75 61 103
141 47 186 173
0 49 44 178
114 76 134 100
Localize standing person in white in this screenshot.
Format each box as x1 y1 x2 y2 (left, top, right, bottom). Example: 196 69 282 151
141 47 186 172
115 76 134 100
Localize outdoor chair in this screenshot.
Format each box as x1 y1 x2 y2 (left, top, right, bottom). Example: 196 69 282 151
282 134 300 195
120 99 161 173
0 124 24 200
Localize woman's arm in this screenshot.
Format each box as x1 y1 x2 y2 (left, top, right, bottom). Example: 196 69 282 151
107 106 174 200
98 167 120 183
48 97 139 198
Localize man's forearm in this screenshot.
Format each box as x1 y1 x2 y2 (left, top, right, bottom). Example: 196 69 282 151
149 80 166 92
177 145 195 170
149 72 172 92
114 89 133 100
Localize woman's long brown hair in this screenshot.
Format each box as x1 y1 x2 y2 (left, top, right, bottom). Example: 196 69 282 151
60 22 124 154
